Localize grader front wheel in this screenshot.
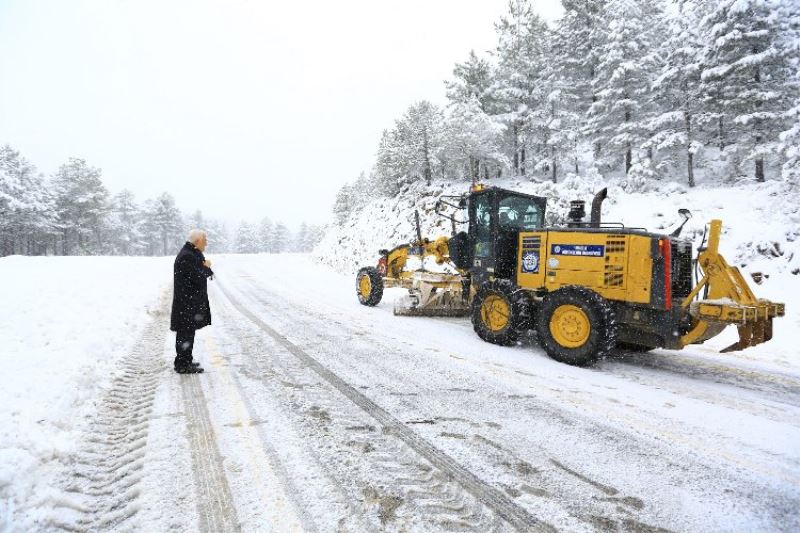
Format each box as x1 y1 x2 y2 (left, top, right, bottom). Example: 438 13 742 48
536 286 617 366
471 280 532 346
356 267 384 306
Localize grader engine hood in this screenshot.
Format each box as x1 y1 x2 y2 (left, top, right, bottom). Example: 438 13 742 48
680 220 785 352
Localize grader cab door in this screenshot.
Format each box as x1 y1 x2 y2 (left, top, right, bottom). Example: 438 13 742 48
467 187 547 286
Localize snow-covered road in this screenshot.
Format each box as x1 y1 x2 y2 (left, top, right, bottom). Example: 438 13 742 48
5 254 799 531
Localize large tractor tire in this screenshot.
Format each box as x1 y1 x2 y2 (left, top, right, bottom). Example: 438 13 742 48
356 267 383 306
471 279 533 346
536 286 617 366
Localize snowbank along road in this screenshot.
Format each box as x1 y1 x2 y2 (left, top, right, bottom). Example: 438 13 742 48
15 254 800 532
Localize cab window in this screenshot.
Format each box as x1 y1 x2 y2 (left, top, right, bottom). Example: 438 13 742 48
498 196 543 231
473 194 492 257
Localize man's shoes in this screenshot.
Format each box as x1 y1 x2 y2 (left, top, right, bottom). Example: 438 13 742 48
175 365 204 374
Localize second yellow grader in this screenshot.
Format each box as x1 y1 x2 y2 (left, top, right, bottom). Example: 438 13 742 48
355 184 785 366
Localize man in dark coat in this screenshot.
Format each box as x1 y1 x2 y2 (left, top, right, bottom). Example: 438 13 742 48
171 229 214 373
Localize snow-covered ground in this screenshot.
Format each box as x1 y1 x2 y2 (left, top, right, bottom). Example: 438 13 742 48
1 250 798 531
0 256 172 528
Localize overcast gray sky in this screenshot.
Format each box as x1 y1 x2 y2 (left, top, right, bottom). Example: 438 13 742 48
0 0 563 228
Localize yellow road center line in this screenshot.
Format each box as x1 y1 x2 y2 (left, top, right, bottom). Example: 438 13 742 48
202 332 303 532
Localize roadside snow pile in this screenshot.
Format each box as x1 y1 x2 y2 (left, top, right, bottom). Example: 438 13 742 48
314 176 799 280
0 256 170 529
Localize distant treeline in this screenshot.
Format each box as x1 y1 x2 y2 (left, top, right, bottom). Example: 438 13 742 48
333 0 800 222
0 145 322 257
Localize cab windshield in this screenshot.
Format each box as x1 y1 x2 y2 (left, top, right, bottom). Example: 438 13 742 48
498 195 544 230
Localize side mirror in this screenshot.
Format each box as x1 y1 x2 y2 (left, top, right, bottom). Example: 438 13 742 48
670 208 692 237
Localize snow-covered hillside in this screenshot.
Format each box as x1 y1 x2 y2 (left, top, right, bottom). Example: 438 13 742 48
315 176 799 279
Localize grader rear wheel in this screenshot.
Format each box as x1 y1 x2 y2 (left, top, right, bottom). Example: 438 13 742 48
356 267 383 306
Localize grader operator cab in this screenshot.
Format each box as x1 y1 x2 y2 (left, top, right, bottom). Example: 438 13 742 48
355 185 785 366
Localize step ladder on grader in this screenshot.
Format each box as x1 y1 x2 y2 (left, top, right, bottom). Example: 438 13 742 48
355 184 785 366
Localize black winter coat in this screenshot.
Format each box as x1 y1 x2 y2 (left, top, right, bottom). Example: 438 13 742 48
170 242 214 332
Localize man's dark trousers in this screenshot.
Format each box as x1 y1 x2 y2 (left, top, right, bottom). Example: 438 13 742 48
175 329 196 369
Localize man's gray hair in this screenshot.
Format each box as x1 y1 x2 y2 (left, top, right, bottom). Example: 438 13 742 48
187 229 207 243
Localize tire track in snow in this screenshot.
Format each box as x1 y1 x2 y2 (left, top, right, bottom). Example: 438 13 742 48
180 370 241 532
221 274 677 530
215 280 554 533
603 350 800 408
212 284 502 532
55 293 168 532
223 265 800 530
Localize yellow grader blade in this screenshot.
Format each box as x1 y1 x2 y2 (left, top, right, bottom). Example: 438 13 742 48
391 271 470 317
680 220 786 352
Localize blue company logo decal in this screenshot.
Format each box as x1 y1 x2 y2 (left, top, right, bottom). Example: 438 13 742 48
522 251 539 273
551 244 605 257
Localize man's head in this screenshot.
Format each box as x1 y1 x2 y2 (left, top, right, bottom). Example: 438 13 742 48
187 229 208 252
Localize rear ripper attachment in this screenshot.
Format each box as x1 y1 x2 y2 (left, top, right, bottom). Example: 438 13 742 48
679 220 785 352
355 184 785 366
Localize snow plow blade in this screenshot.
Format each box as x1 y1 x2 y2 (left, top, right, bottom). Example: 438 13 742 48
393 298 470 317
390 272 470 318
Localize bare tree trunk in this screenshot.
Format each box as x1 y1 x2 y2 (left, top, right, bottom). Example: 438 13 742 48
625 146 632 175
512 124 519 174
422 128 432 185
624 108 632 175
686 112 695 187
755 150 765 182
754 60 764 182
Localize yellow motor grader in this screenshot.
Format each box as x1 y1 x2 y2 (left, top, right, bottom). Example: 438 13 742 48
355 184 785 366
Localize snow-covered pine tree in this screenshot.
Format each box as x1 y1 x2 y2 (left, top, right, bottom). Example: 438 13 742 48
550 0 608 177
304 224 324 251
535 26 584 183
258 216 274 253
0 145 56 256
445 50 497 113
109 189 145 255
781 102 800 188
646 0 710 187
235 221 259 254
553 0 607 121
294 222 308 252
586 0 665 175
492 0 547 176
273 222 289 253
700 0 800 181
393 101 446 185
186 209 204 232
51 157 110 255
206 219 230 253
145 192 183 256
332 183 355 224
444 96 506 181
